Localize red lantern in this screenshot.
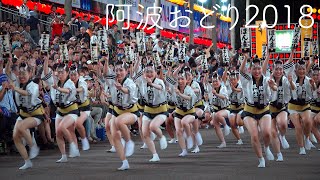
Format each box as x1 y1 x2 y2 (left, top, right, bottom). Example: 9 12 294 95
13 0 23 7
94 15 100 22
26 1 34 10
101 18 106 26
73 11 79 17
2 0 7 5
37 3 43 12
79 12 84 19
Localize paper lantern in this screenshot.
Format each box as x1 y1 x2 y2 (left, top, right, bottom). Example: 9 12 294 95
56 7 65 14
101 18 106 26
13 0 23 7
94 15 100 22
37 3 44 12
79 12 84 18
44 5 51 14
26 1 35 10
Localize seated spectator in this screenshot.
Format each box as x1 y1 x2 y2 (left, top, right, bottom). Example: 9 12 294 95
77 27 90 43
0 64 18 153
11 32 22 50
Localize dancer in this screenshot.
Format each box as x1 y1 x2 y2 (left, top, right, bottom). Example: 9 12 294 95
104 60 139 170
239 53 273 168
170 69 197 157
208 73 230 148
133 56 150 149
286 58 314 154
261 59 290 161
164 67 177 144
140 63 168 162
186 68 204 153
69 65 90 151
104 85 116 152
43 59 80 163
173 65 203 153
222 70 244 145
309 66 320 146
8 61 43 170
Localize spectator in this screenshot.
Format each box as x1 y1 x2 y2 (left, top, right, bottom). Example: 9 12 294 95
22 42 31 52
62 24 72 41
11 32 22 50
18 0 29 18
88 79 103 142
153 40 165 56
47 5 57 23
21 25 37 48
146 37 153 52
0 69 18 152
209 57 218 74
26 11 41 44
30 4 39 19
88 16 95 30
80 15 90 29
51 16 63 39
77 27 90 43
17 25 24 32
108 24 120 43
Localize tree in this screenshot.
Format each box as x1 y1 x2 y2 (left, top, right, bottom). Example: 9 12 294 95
64 0 72 23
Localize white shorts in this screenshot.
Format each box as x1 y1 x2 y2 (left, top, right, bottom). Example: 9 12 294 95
83 111 91 117
142 114 167 122
288 109 311 115
310 111 318 118
55 113 78 121
17 116 42 126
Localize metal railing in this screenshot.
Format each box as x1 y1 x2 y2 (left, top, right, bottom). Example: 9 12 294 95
0 4 51 32
0 4 79 37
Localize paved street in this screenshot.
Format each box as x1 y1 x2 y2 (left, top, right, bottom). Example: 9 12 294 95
1 129 320 180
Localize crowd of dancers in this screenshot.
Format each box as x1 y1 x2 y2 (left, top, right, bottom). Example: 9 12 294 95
8 44 320 171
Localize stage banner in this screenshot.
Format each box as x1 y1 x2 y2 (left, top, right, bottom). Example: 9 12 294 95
301 19 313 57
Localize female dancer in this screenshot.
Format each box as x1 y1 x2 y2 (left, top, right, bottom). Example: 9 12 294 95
173 65 203 152
165 67 177 144
310 66 320 145
170 70 197 157
140 63 168 162
185 69 204 153
8 62 43 170
208 73 230 148
286 58 314 154
133 56 153 149
69 65 90 151
104 84 116 152
262 56 292 161
104 60 139 170
43 59 80 163
222 70 244 145
239 53 274 168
